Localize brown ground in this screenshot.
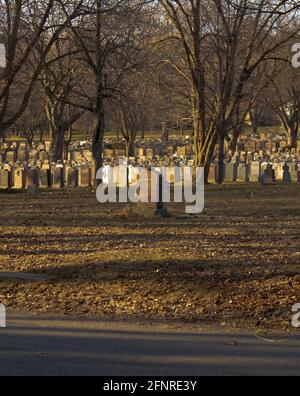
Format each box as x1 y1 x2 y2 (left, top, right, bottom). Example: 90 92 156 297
0 184 299 331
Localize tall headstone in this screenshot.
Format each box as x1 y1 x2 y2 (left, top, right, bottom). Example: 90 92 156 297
208 163 217 183
13 168 25 189
0 169 11 189
250 161 261 182
224 162 237 183
6 151 16 165
236 164 249 182
78 167 91 188
26 168 39 192
52 167 63 189
39 169 51 188
65 167 78 188
289 163 299 183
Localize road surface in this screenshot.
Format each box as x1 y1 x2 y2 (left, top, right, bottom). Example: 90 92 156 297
0 313 299 376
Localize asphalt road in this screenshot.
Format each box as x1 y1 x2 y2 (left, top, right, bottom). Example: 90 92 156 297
0 313 299 376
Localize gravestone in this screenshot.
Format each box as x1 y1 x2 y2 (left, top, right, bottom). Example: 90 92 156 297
274 163 284 181
82 150 93 162
25 168 39 192
289 163 299 183
177 147 186 158
17 150 27 163
6 151 16 165
146 149 154 159
0 169 11 189
13 168 25 189
236 164 249 182
52 167 63 189
39 151 49 162
29 150 38 163
65 167 78 188
39 169 51 188
260 164 274 185
167 146 174 157
115 149 126 158
42 160 50 170
224 162 237 183
78 167 91 188
249 161 261 182
208 164 217 183
0 150 6 164
137 148 144 158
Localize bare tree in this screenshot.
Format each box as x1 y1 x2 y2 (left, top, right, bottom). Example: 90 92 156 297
0 0 83 137
158 0 300 182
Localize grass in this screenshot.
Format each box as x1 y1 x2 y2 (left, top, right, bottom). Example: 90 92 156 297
0 183 299 331
5 125 284 143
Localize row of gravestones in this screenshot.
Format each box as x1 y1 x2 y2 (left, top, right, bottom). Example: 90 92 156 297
0 149 94 165
0 166 94 190
209 161 299 183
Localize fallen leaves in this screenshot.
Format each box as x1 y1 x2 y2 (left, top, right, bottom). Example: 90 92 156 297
0 184 299 331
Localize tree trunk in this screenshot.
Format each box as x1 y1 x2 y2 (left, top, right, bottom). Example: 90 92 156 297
141 126 145 140
39 128 44 143
49 125 55 151
288 125 298 149
53 125 65 162
217 134 225 184
162 122 168 144
230 125 241 152
92 89 105 185
125 137 135 158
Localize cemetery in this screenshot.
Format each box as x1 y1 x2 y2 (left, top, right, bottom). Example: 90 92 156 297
0 131 300 192
2 0 300 377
